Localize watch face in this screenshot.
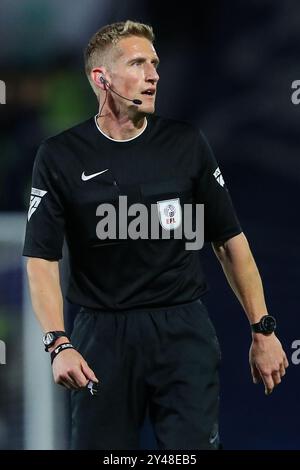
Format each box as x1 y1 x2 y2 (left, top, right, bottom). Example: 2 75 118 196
262 315 276 333
43 332 54 346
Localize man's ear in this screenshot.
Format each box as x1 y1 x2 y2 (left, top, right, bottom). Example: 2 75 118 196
91 67 107 90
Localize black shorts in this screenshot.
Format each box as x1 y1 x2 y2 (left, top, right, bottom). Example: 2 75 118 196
70 299 221 450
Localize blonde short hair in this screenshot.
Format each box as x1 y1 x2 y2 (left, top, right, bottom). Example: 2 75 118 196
84 20 155 98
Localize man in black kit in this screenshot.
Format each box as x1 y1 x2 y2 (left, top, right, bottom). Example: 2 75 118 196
23 20 288 450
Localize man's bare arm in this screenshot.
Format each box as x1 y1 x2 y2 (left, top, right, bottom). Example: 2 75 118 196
212 232 288 394
26 258 98 389
212 232 268 324
27 258 65 333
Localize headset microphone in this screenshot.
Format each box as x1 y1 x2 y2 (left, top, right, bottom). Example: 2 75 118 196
100 76 142 105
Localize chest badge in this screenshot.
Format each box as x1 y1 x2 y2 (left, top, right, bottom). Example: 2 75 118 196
157 198 182 231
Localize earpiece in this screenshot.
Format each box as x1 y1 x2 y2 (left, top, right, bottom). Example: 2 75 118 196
100 75 106 84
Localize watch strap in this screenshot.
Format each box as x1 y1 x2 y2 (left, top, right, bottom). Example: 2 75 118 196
43 331 68 352
251 322 264 333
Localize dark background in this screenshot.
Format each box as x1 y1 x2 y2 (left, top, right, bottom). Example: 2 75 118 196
0 0 299 449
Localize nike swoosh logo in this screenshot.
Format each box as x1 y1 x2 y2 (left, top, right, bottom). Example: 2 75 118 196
81 169 109 181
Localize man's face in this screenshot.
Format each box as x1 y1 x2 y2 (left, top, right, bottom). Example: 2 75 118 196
109 36 160 114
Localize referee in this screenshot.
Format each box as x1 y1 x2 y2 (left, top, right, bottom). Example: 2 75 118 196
23 20 288 450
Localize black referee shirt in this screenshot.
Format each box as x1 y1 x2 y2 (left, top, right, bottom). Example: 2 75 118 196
23 114 242 311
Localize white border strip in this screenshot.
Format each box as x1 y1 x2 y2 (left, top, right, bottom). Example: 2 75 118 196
94 115 147 142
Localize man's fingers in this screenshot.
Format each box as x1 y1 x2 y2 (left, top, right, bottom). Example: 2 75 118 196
279 362 286 378
283 354 289 368
67 373 83 389
260 372 274 395
69 370 89 388
57 373 89 390
81 362 99 383
272 370 281 386
57 378 72 390
251 363 262 384
56 371 84 389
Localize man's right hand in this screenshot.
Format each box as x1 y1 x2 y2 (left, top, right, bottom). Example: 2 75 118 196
50 340 98 389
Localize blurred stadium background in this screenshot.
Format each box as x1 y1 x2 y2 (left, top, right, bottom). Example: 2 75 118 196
0 0 299 449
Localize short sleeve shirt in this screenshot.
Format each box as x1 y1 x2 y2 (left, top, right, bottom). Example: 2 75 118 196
23 115 242 310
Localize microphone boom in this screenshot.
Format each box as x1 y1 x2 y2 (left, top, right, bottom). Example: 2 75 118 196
101 77 142 105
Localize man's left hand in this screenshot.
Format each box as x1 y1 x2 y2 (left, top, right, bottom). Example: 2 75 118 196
249 333 289 395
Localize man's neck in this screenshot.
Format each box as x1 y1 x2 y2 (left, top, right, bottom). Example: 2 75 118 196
96 113 147 141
